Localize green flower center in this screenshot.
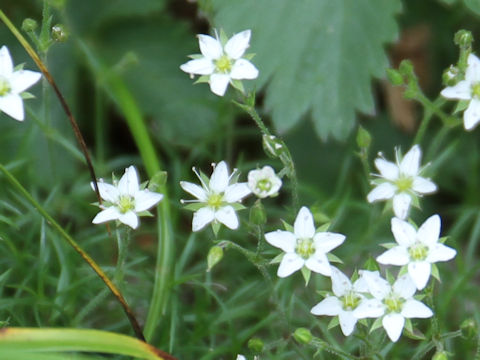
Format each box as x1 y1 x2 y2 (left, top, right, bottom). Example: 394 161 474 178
408 242 429 261
256 179 272 193
472 82 480 99
341 291 362 311
215 55 233 73
296 238 315 259
383 293 404 313
0 76 11 96
207 193 224 210
118 195 135 214
395 176 413 192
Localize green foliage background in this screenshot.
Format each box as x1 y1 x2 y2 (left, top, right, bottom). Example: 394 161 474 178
0 0 479 359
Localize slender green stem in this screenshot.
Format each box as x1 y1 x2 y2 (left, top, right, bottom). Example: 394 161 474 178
309 337 359 360
0 164 145 341
114 227 132 289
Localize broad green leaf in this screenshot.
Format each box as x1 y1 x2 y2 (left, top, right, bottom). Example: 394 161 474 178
0 328 173 360
212 0 401 140
464 0 480 14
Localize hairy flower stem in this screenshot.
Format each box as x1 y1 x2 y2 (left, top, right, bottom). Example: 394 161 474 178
413 96 450 145
0 164 145 341
114 227 132 290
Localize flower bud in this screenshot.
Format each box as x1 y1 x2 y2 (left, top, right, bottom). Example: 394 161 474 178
454 30 473 48
432 350 449 360
249 199 267 226
51 24 68 42
207 245 223 272
247 338 264 352
386 68 404 86
22 18 38 33
293 328 312 344
460 318 477 339
262 134 284 159
148 171 168 192
399 60 414 77
356 126 371 149
442 66 459 87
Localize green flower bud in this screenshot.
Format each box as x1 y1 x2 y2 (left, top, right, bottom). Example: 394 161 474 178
399 60 414 77
356 125 371 149
249 199 267 226
432 351 449 360
247 338 264 353
207 245 223 272
148 171 168 192
293 328 312 344
460 318 477 339
442 66 459 87
386 68 404 86
22 18 38 33
51 24 68 43
454 30 473 48
262 134 284 159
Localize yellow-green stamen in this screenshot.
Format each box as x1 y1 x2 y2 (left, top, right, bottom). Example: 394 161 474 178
215 55 233 73
0 76 11 96
395 176 413 192
256 179 272 193
207 193 223 210
118 195 135 214
296 238 315 259
408 242 429 261
384 293 404 313
472 82 480 99
341 291 362 311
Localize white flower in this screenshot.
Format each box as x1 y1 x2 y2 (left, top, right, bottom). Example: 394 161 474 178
91 166 163 229
180 29 259 96
441 53 480 130
236 356 246 360
180 161 251 232
248 166 282 198
265 207 345 278
353 272 433 342
367 145 437 219
0 45 41 121
377 215 456 290
311 267 368 336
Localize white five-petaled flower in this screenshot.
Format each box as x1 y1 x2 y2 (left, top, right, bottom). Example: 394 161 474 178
441 53 480 130
377 215 456 290
180 29 259 96
311 267 368 336
180 161 251 232
265 207 345 278
367 145 437 219
0 45 41 121
91 166 163 229
248 166 282 198
353 272 433 342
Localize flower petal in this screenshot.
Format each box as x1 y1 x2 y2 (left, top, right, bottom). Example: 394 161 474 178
277 253 304 277
118 166 139 196
209 161 229 193
426 243 457 262
197 34 222 59
367 182 396 202
224 182 251 202
393 274 416 299
393 193 412 220
400 145 421 176
466 53 480 82
0 93 24 121
215 205 239 229
358 270 390 300
376 246 410 266
464 98 480 130
338 311 358 336
92 206 120 224
0 46 13 75
412 177 437 194
305 252 331 276
382 313 405 342
180 181 208 202
353 298 385 318
294 206 315 239
310 296 342 316
401 299 433 318
209 73 230 96
92 181 119 203
440 80 471 100
224 30 251 59
408 261 431 290
330 266 351 297
374 158 399 180
391 217 416 246
417 214 441 245
180 58 214 75
264 230 296 253
10 70 41 93
118 211 139 229
134 190 163 212
192 207 215 232
313 232 345 253
231 59 259 80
